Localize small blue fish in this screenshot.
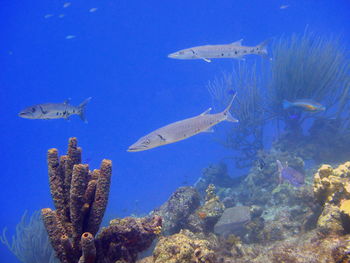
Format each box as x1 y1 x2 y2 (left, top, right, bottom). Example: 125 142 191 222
283 99 325 112
276 160 304 187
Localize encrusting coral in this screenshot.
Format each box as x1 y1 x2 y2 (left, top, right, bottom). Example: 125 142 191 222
42 137 162 263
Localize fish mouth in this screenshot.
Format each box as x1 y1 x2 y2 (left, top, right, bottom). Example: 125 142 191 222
127 146 146 152
168 53 179 59
18 112 31 118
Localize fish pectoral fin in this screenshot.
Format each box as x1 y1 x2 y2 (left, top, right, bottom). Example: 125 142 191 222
231 39 243 46
235 56 246 61
39 105 48 114
200 107 212 116
202 58 211 62
202 127 214 133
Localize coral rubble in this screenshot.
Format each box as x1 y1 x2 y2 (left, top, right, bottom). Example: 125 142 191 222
42 138 161 263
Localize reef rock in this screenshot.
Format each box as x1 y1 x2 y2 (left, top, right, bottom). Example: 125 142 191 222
194 163 243 198
153 187 200 235
214 206 251 237
189 184 225 233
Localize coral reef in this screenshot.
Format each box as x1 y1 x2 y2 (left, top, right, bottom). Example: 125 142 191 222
193 148 320 244
1 210 59 263
42 138 161 263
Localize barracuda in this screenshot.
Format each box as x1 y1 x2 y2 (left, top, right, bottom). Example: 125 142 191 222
168 39 269 62
128 94 238 152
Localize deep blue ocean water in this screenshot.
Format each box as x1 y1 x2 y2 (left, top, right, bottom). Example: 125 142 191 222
0 0 349 262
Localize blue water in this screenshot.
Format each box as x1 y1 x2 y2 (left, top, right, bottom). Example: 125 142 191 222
0 0 349 262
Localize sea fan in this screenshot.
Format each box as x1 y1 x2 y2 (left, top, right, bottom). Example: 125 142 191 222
0 210 58 263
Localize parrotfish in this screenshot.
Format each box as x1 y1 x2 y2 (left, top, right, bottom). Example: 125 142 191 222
283 99 325 112
168 39 269 62
18 97 91 122
276 160 304 187
128 94 238 152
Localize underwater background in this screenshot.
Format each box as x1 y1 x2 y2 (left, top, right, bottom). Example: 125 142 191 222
0 0 349 262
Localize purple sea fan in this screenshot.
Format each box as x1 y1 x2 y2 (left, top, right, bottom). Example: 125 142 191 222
276 160 305 187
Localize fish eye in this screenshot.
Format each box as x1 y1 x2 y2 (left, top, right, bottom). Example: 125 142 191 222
32 108 36 112
143 139 150 145
179 51 184 55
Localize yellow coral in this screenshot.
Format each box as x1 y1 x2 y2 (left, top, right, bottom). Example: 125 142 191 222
340 199 350 216
313 162 350 205
153 230 216 263
314 161 350 234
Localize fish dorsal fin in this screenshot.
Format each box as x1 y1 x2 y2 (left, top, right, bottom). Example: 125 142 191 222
202 58 211 63
64 98 71 104
231 39 243 46
200 107 212 116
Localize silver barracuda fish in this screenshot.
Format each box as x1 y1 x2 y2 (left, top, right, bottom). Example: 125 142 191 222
18 97 92 122
168 39 269 62
128 94 238 152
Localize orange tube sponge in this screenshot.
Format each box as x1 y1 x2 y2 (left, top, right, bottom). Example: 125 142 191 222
86 159 112 236
70 164 90 249
79 232 96 263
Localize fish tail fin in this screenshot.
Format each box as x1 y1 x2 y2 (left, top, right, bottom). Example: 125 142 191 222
283 99 293 109
257 39 270 58
224 92 239 123
78 97 92 123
